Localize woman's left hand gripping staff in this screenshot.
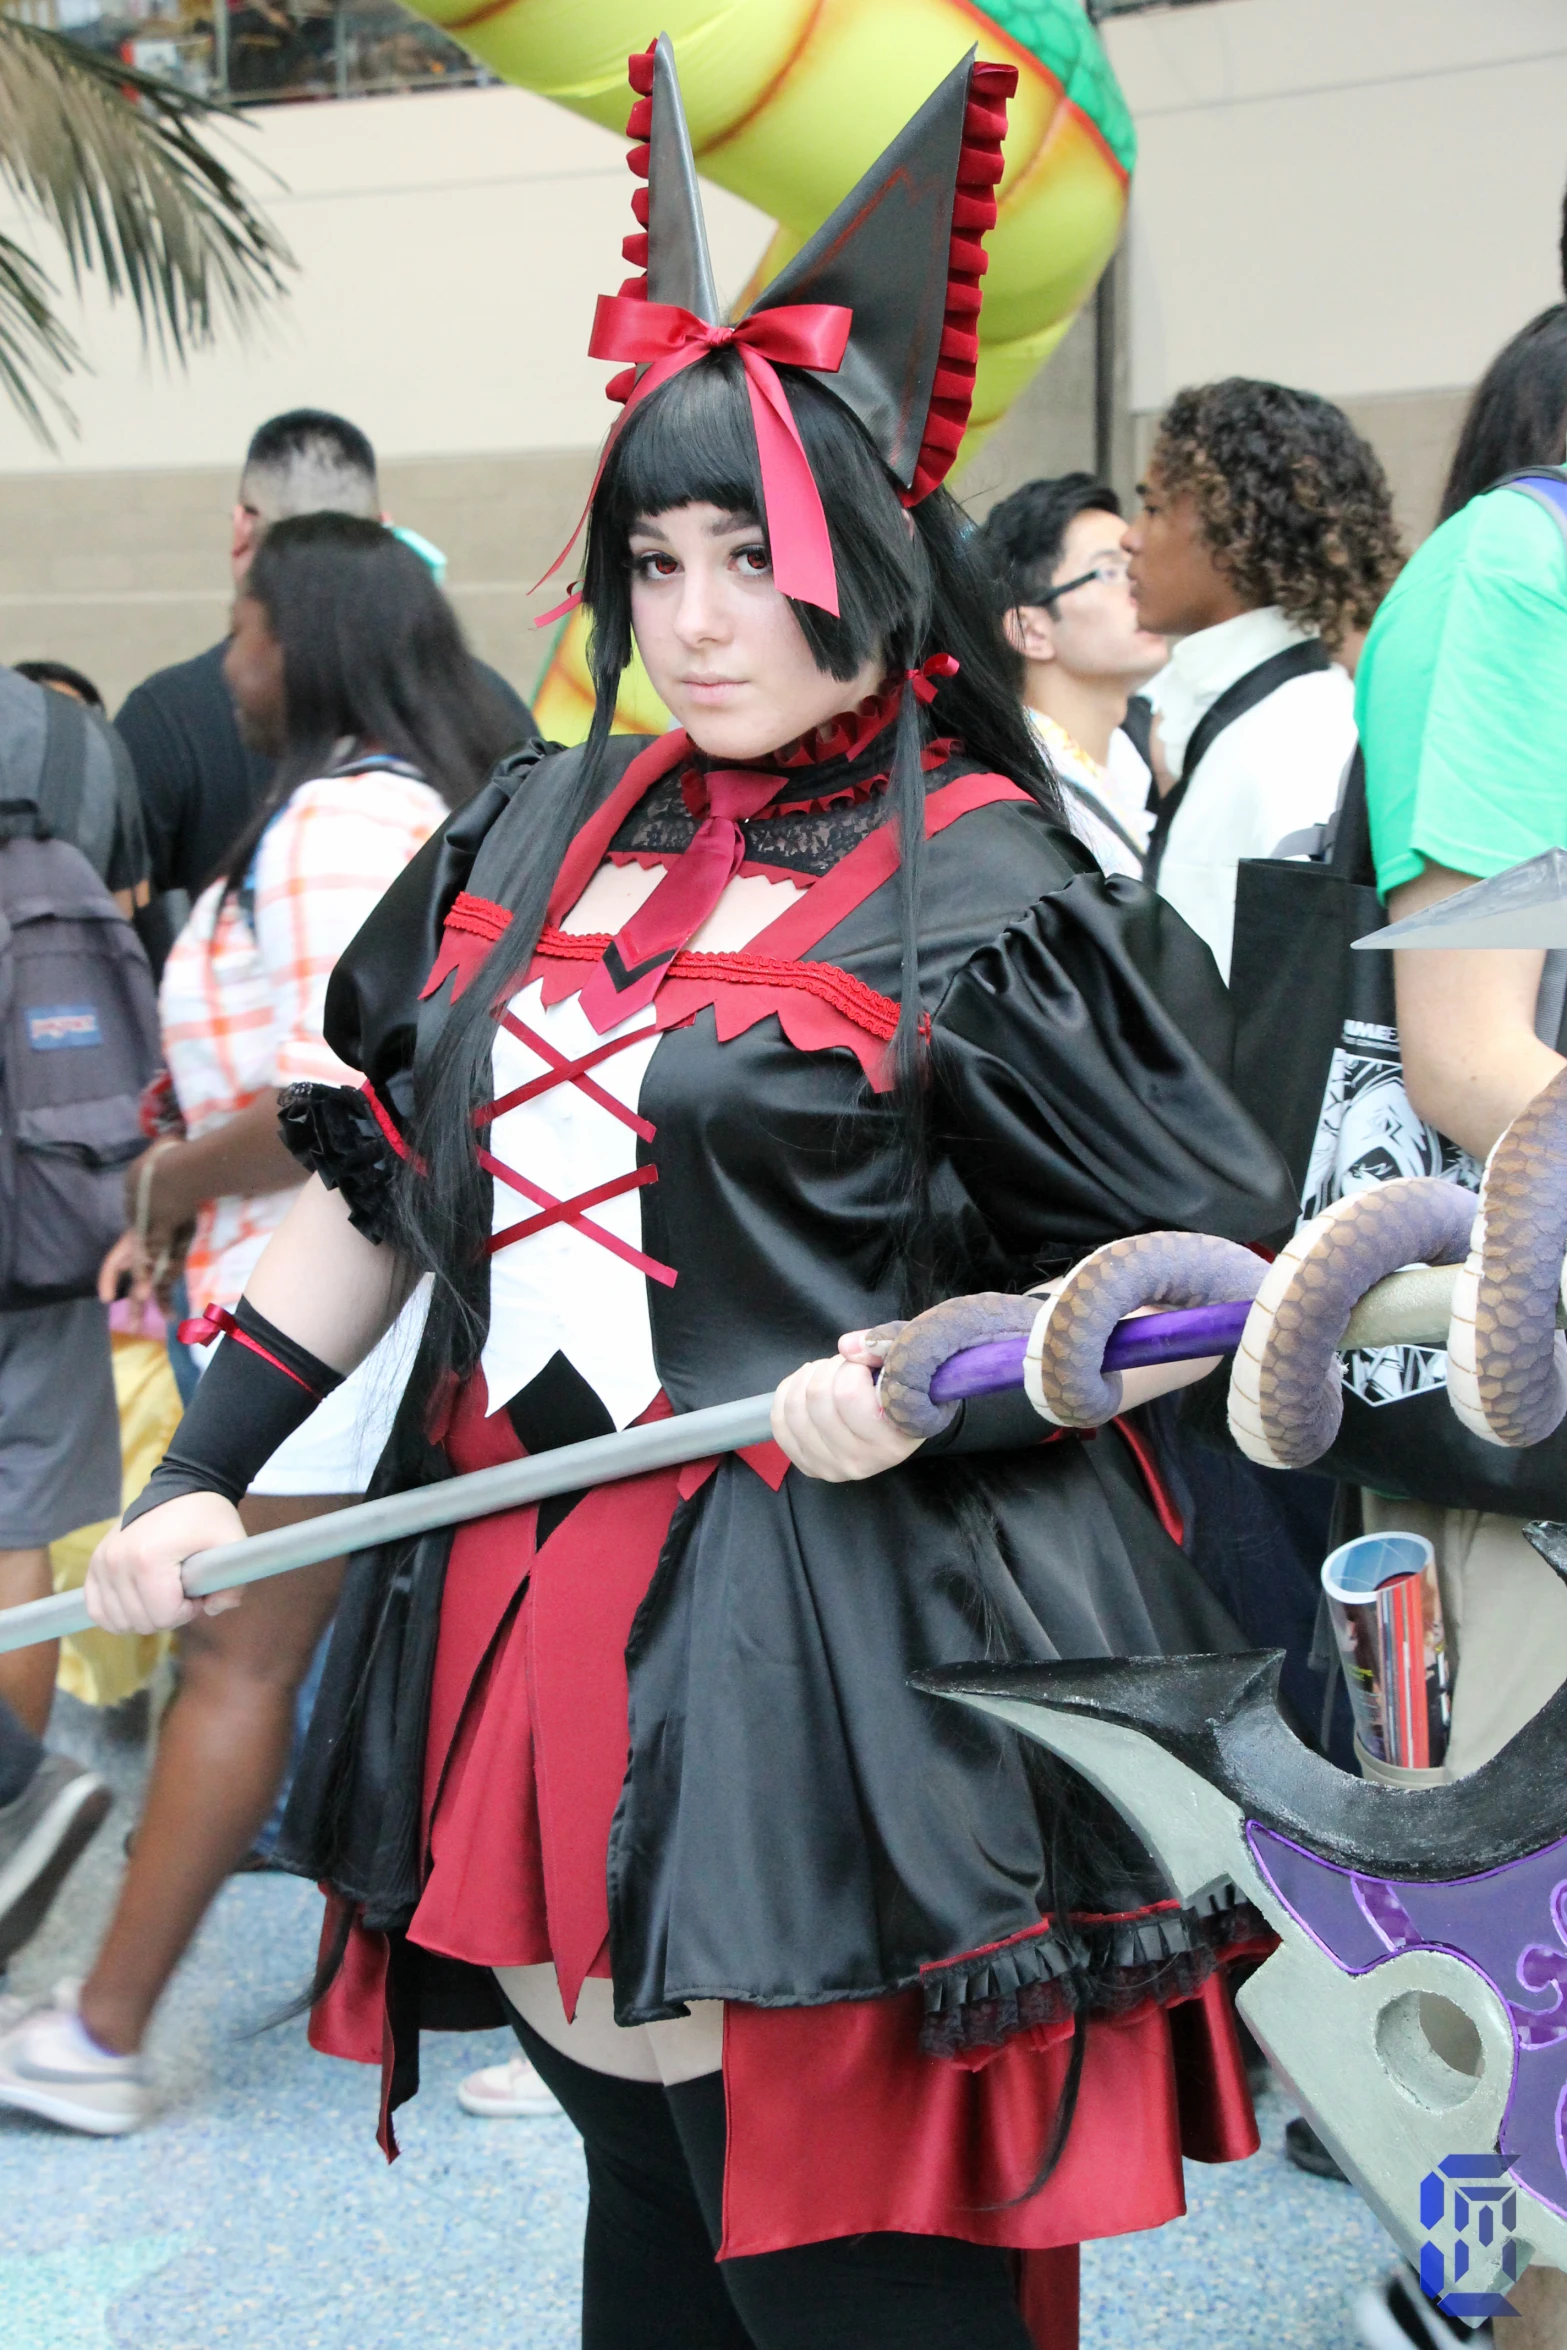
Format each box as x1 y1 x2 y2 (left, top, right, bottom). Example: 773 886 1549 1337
770 1331 923 1482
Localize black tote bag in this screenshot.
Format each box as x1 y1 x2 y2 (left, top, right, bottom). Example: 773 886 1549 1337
1222 755 1567 1513
1228 747 1385 1221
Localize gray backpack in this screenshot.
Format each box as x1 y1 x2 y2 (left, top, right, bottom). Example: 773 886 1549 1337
0 679 159 1307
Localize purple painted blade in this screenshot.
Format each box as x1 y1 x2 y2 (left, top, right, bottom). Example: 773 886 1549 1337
926 1297 1254 1405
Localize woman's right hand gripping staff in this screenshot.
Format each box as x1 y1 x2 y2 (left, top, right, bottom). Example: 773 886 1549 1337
86 1175 412 1637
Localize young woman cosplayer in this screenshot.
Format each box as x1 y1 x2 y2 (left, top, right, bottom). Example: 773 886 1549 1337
86 44 1295 2350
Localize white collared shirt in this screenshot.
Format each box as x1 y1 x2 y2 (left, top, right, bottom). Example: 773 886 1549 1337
1146 608 1355 981
1026 711 1150 880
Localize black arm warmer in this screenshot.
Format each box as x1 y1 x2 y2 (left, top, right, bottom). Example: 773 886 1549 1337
123 1301 345 1525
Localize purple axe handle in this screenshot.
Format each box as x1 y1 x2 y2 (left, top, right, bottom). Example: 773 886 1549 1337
928 1298 1255 1405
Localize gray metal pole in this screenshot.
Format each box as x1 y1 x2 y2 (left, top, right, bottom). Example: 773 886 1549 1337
0 1260 1502 1661
0 1393 776 1660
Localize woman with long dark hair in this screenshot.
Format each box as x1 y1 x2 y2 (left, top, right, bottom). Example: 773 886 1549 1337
1438 304 1567 521
78 47 1293 2346
0 514 518 2135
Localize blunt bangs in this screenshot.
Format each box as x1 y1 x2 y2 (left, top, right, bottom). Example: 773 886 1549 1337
582 349 926 688
597 354 764 540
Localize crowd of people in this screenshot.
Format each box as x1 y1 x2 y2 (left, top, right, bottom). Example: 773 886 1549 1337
0 67 1564 2344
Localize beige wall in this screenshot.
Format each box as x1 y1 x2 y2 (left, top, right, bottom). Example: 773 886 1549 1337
0 83 771 708
1104 0 1567 541
0 445 601 712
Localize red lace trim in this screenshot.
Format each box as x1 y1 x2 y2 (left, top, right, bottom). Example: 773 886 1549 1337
680 762 885 819
764 687 900 771
906 64 1017 506
419 890 512 1005
534 928 903 1044
917 1899 1191 1979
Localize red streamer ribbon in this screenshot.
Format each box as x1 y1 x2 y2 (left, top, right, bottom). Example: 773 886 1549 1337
536 297 853 620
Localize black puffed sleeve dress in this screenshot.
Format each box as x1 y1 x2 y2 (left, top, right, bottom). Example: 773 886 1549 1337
277 714 1294 2275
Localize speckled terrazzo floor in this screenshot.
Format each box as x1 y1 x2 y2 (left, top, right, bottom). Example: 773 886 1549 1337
0 1695 1396 2350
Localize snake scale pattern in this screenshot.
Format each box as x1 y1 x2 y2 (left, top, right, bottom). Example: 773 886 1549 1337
876 1065 1567 1462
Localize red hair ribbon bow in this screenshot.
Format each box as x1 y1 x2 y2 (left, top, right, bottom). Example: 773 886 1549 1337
905 652 960 704
536 297 852 622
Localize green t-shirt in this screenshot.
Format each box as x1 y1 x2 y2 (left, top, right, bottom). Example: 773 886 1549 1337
1355 484 1567 896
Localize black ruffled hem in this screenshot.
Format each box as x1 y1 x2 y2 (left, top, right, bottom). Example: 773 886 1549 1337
917 1882 1272 2058
278 1081 402 1247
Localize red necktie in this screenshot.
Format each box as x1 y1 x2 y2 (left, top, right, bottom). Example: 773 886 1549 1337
578 767 785 1033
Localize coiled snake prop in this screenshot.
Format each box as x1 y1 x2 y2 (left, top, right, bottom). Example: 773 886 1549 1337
876 1063 1567 1459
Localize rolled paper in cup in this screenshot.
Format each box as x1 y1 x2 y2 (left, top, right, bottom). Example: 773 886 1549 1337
1321 1531 1451 1772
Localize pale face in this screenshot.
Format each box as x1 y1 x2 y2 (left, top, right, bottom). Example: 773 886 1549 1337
1014 508 1167 688
627 502 883 760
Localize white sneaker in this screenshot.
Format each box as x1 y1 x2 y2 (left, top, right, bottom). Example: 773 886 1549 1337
0 1981 150 2136
457 2052 560 2118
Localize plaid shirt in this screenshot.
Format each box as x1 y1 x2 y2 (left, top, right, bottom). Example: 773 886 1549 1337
160 760 447 1310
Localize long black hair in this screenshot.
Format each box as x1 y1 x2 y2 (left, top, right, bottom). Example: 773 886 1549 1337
1439 305 1567 522
220 512 520 892
402 352 1063 1369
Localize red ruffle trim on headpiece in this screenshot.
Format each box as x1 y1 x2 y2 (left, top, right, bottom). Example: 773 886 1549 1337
907 61 1016 506
613 43 1016 520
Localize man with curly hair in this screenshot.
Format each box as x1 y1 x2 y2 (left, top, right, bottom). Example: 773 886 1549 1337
1125 378 1402 978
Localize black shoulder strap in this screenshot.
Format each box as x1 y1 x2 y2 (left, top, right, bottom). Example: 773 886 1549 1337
1327 743 1374 886
1054 770 1147 868
1143 638 1333 887
95 711 147 888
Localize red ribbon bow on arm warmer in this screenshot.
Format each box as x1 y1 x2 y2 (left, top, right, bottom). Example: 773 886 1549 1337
537 298 853 621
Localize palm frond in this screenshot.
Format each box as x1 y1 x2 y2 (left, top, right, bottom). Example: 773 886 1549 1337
0 13 292 430
0 223 77 435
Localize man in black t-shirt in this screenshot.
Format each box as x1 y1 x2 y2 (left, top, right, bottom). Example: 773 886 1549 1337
118 408 534 972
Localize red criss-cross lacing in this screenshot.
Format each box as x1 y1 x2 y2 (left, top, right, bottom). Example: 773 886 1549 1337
483 1011 656 1141
474 1005 677 1288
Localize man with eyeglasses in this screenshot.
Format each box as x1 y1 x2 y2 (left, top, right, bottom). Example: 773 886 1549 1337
979 473 1166 877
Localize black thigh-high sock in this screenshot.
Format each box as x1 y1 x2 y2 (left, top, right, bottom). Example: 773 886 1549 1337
501 2002 752 2350
503 1995 1035 2350
664 2074 1036 2350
